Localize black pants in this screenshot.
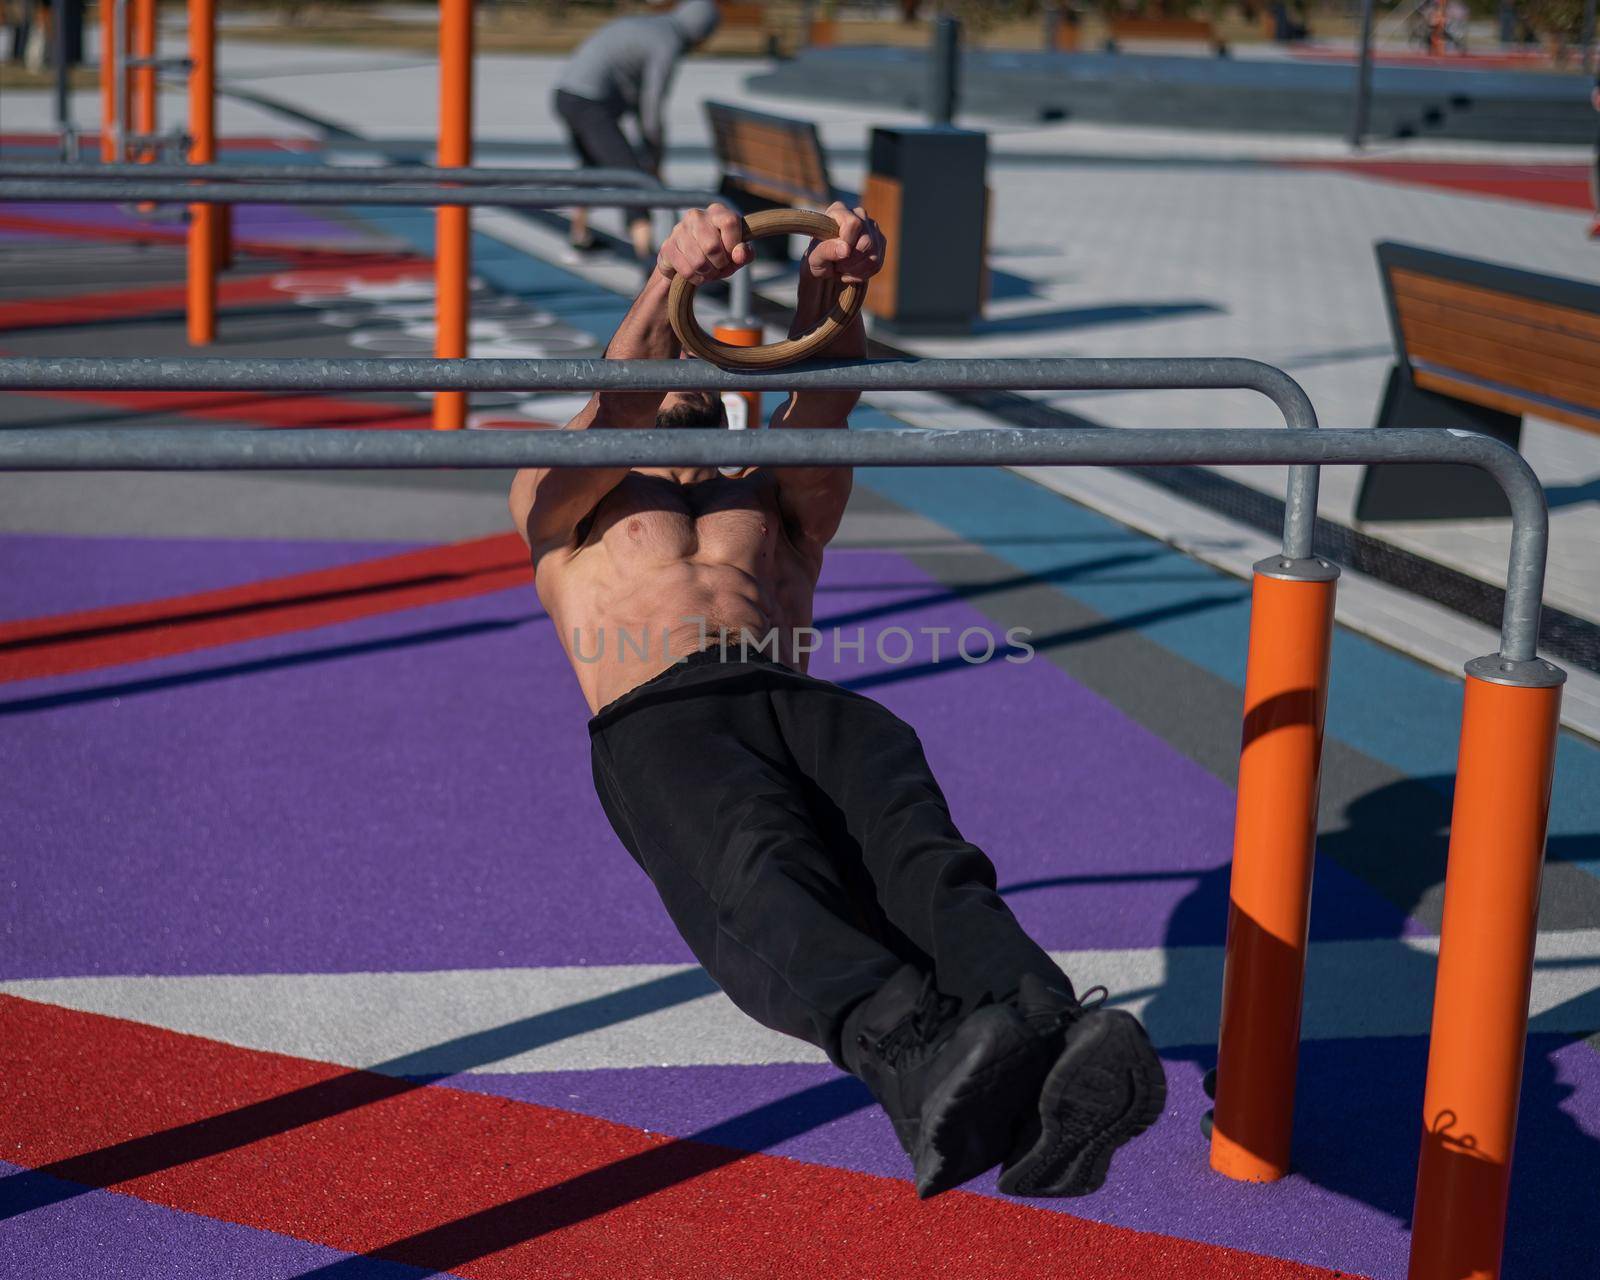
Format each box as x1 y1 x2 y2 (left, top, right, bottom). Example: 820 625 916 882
553 88 652 174
589 649 1067 1067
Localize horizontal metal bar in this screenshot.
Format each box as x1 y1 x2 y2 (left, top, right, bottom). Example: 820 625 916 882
0 425 1489 471
0 424 1547 663
123 56 193 71
0 161 662 189
0 355 1313 401
0 353 1322 558
0 180 720 210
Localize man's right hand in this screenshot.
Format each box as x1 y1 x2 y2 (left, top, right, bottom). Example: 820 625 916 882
656 204 752 286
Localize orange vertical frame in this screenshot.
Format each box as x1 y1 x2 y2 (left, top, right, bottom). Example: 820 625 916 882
132 0 156 159
186 0 216 346
434 0 474 430
1407 660 1563 1280
99 0 126 161
712 321 764 429
1210 556 1338 1183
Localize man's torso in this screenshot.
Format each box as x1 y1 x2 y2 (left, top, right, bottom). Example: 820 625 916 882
535 469 826 713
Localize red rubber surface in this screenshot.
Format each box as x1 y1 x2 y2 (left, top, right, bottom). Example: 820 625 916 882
0 533 532 682
0 257 425 332
1282 160 1593 213
0 995 1354 1279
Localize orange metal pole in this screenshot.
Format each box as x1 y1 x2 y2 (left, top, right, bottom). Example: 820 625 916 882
1210 555 1339 1183
186 0 216 346
712 321 764 429
132 0 156 160
99 0 125 161
1407 657 1563 1280
434 0 474 431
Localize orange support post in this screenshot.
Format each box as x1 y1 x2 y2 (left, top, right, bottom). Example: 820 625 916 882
186 0 216 346
434 0 474 431
132 0 156 160
99 0 126 161
1407 656 1563 1280
1210 555 1339 1184
713 321 764 430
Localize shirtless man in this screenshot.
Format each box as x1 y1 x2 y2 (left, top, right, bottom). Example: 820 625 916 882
510 204 1165 1199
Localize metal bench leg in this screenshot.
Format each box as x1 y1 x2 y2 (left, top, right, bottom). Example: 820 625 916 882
1355 365 1522 521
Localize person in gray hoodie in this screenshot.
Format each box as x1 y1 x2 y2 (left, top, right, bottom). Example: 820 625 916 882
554 1 721 261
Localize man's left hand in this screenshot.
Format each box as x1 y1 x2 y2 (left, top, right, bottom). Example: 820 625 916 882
806 202 886 286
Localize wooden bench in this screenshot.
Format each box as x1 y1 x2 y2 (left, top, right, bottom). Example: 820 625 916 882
1106 16 1225 54
1356 241 1600 520
711 3 779 57
704 101 839 258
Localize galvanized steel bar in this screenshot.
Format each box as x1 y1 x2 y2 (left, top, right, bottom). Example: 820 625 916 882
0 352 1319 552
0 161 664 188
0 423 1546 663
0 354 1314 404
0 179 721 209
0 351 1318 549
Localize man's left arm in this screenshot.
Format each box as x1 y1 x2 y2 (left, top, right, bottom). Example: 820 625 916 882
768 203 885 550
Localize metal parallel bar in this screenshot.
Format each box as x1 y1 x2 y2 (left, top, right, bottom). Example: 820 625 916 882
0 180 722 209
0 348 1317 554
0 161 663 188
122 56 193 71
123 131 188 146
0 354 1314 402
0 423 1546 664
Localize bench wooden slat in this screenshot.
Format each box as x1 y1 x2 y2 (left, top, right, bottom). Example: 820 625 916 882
706 101 834 210
1414 368 1600 436
1400 316 1600 403
1394 297 1600 368
1391 269 1600 345
1408 350 1600 418
719 3 766 26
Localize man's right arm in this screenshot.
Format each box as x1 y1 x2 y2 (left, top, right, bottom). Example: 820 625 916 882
509 271 679 555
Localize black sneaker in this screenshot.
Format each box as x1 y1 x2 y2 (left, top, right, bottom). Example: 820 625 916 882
843 967 1049 1199
998 973 1167 1198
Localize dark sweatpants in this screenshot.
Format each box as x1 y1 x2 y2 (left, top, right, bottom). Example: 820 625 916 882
588 649 1067 1067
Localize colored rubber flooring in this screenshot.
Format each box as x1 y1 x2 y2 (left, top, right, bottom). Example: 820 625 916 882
1281 159 1596 213
2 150 1598 1278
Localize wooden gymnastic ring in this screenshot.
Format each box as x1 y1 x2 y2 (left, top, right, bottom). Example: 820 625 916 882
666 208 868 371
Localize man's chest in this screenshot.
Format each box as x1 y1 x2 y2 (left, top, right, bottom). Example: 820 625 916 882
589 473 786 563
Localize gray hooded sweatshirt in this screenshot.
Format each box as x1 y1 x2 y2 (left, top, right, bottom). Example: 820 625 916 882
556 1 720 167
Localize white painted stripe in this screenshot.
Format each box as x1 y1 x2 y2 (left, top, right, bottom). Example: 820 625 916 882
5 932 1597 1074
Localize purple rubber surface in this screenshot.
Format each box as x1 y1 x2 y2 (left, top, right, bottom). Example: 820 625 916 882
2 535 1408 979
0 201 380 245
0 533 423 622
447 1033 1600 1280
4 533 1597 1280
0 1160 437 1279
